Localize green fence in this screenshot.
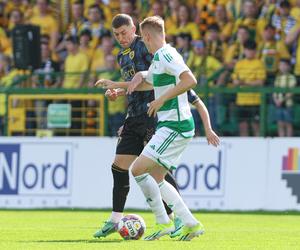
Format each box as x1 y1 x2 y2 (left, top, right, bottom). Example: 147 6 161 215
0 83 300 137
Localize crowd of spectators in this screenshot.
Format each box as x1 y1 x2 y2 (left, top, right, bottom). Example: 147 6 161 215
0 0 299 137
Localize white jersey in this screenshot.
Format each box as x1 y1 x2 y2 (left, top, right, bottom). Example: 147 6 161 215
146 44 194 137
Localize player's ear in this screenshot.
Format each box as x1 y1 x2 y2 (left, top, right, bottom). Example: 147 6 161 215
146 31 151 42
132 25 136 34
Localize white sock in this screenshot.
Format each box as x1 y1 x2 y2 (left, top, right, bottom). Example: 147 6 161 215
110 211 123 223
135 173 170 224
159 180 199 227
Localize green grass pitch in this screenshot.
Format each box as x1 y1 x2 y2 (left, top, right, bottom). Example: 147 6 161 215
1 210 300 250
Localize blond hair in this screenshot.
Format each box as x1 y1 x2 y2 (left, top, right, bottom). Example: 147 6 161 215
140 16 165 35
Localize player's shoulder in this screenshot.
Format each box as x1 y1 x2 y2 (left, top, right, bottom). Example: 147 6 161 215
158 44 181 63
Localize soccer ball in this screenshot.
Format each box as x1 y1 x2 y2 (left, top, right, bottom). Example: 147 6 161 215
117 214 146 240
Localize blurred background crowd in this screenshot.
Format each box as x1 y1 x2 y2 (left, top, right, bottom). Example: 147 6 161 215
0 0 300 137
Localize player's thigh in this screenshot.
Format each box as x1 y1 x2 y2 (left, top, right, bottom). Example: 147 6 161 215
131 155 159 177
113 154 137 170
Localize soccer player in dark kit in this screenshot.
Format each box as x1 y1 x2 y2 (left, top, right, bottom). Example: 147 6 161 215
93 14 219 239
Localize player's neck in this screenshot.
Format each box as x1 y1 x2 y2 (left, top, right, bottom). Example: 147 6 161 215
151 40 166 54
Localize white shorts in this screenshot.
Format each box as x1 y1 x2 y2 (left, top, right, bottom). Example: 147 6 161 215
141 126 192 170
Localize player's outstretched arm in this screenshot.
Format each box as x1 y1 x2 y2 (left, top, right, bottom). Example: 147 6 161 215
127 71 153 94
95 79 128 89
95 73 152 93
147 71 196 117
194 99 220 147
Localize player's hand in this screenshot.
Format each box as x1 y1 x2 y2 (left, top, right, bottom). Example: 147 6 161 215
95 79 115 89
205 129 220 147
147 98 164 117
127 73 143 94
105 89 118 101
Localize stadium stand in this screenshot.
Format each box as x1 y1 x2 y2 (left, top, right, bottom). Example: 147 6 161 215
0 0 300 137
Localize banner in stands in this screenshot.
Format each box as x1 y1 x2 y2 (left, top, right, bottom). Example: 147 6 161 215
0 137 299 211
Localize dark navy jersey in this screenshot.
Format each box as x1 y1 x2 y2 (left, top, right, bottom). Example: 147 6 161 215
117 36 199 118
117 36 154 117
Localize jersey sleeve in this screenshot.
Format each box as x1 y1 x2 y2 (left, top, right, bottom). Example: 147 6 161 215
187 89 200 104
162 49 190 78
145 65 154 85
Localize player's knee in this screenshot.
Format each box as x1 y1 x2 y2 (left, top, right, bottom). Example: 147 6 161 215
112 164 130 184
131 163 145 177
131 165 139 177
112 160 130 171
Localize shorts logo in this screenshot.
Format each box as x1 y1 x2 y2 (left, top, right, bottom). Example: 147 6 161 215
281 148 300 203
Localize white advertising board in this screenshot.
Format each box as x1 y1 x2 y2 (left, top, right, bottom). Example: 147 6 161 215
0 137 299 211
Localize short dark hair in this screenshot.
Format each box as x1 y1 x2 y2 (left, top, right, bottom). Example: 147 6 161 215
207 23 220 32
280 58 291 65
41 34 50 44
280 1 291 8
244 39 256 50
112 14 134 29
100 29 112 39
238 25 250 32
80 29 92 39
73 0 83 5
177 32 192 42
65 35 79 44
264 24 275 30
88 4 105 20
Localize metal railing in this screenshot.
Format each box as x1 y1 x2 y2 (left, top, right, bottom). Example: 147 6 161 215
1 71 300 137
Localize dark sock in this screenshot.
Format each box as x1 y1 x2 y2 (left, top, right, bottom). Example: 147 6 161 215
163 171 179 215
112 164 130 212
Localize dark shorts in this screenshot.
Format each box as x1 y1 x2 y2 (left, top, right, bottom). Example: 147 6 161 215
116 114 156 156
237 105 260 122
275 107 293 123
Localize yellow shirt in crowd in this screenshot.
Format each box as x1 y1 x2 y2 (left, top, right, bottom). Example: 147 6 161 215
168 22 201 40
190 55 222 85
291 6 300 23
258 40 290 74
63 51 89 88
30 14 58 35
232 59 266 106
289 24 300 75
90 47 119 72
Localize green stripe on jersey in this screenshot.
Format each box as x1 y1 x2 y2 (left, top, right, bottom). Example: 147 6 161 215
159 97 178 111
157 117 195 133
163 54 171 62
165 53 173 61
154 53 159 61
153 73 176 87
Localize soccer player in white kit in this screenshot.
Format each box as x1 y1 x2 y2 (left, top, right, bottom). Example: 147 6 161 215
131 16 205 241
